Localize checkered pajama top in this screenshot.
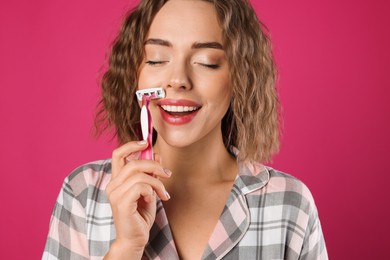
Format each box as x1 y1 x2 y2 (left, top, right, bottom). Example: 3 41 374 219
43 159 328 259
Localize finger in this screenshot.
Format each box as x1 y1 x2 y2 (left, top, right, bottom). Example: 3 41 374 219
109 174 170 203
124 159 171 179
126 151 141 163
154 153 162 164
142 191 156 204
111 140 148 179
123 184 158 227
108 172 170 201
113 183 155 214
111 159 171 189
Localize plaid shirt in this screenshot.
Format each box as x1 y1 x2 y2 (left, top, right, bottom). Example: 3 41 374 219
43 159 327 260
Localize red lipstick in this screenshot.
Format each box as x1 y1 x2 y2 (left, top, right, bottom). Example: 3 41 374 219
156 99 202 125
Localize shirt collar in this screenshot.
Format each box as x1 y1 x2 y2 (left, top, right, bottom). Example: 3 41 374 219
229 146 270 194
235 160 270 194
144 156 269 259
201 160 269 259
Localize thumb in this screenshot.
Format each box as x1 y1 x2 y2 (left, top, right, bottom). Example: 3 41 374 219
154 153 162 164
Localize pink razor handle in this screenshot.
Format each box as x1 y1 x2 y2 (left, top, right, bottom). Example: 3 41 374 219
140 96 154 160
136 87 165 161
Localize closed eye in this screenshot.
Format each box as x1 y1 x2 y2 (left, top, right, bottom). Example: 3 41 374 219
145 60 167 66
199 63 220 69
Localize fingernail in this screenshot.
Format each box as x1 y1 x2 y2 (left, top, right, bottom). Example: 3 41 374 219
137 140 147 145
165 190 171 200
163 168 172 176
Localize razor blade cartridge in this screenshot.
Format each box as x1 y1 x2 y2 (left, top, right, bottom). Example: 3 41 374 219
136 88 165 101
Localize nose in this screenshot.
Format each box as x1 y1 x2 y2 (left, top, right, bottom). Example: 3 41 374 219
164 61 192 91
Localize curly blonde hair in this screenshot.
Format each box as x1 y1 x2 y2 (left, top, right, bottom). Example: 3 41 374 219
95 0 280 163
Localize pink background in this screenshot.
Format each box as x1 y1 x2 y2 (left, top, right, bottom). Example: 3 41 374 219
0 0 389 259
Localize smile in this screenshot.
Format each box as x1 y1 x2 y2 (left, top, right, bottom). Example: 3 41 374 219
161 105 199 113
157 99 202 125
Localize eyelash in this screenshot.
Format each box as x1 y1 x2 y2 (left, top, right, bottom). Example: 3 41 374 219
146 61 220 69
200 64 220 69
145 60 166 66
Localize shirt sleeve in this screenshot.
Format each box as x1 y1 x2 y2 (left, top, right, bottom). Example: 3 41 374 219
42 177 90 260
298 203 328 260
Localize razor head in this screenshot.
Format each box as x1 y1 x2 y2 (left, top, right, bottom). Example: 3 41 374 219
136 88 165 101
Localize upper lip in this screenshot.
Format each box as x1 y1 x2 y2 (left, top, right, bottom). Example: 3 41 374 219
156 99 202 108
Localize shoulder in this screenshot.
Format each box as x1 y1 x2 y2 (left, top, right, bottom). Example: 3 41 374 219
263 169 328 258
61 159 112 207
265 167 316 206
240 165 327 258
65 159 112 187
244 166 318 217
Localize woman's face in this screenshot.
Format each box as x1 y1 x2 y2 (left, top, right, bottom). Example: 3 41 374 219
138 0 231 148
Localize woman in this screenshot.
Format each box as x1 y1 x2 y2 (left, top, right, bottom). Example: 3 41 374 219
43 0 327 259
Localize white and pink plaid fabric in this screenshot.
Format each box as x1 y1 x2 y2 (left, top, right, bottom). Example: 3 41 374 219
43 158 327 259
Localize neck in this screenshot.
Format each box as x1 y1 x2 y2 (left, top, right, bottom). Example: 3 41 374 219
154 127 237 187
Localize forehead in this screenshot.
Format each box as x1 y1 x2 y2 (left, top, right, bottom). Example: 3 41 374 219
147 0 222 43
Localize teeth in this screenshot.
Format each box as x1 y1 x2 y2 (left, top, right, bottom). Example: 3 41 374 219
161 105 198 112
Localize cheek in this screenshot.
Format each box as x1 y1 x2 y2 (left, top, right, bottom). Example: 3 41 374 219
201 76 231 105
137 67 163 89
137 69 150 89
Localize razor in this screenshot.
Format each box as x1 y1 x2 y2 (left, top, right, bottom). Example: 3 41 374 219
135 87 166 160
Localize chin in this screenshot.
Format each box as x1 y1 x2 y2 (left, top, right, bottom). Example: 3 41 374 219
157 133 195 148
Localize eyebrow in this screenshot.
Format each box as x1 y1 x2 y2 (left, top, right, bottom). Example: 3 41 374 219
145 38 223 50
192 41 223 50
144 38 172 47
